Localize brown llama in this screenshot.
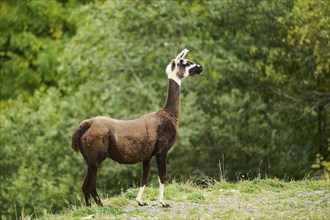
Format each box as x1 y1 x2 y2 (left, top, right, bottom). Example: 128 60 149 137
71 48 203 207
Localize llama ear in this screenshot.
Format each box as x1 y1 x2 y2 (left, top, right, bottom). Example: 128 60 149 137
175 48 189 62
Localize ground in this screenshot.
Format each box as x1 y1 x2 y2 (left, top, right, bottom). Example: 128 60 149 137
40 179 329 219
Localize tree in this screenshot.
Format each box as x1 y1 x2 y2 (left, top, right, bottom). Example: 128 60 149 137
0 0 76 99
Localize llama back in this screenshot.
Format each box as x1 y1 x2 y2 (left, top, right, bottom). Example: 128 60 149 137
71 119 92 152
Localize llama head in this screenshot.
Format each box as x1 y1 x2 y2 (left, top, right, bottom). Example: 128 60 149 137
166 48 203 86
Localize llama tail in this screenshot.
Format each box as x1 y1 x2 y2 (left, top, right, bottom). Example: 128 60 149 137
71 119 92 152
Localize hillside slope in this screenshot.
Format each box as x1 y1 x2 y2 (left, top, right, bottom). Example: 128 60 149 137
41 179 329 219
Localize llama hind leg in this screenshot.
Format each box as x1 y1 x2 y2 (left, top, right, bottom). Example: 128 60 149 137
82 165 102 206
136 157 151 206
82 166 95 206
156 154 170 207
90 166 103 206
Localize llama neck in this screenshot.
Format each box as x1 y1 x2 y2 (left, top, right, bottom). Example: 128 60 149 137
163 79 180 119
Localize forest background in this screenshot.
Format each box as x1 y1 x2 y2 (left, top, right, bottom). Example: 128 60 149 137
0 0 329 218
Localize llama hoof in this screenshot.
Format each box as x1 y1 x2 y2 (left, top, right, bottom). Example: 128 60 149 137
162 203 170 208
95 198 103 206
160 202 170 208
138 201 148 206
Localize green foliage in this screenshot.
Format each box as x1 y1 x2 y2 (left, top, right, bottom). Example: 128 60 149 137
0 0 77 99
0 0 329 218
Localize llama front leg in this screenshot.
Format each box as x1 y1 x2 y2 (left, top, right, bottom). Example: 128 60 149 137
156 154 170 207
136 157 151 206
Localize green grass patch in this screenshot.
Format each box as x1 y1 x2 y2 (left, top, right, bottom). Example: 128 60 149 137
187 192 205 203
39 179 330 220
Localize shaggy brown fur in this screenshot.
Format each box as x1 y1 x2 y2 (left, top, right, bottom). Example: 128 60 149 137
72 80 180 163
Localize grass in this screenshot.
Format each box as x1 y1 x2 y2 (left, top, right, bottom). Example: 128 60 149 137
39 179 329 219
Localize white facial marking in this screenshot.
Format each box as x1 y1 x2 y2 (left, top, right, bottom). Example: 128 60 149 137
158 177 165 205
136 185 145 203
166 63 183 86
165 48 202 86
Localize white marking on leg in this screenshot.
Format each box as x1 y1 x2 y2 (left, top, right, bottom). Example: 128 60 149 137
136 185 145 203
158 177 167 206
